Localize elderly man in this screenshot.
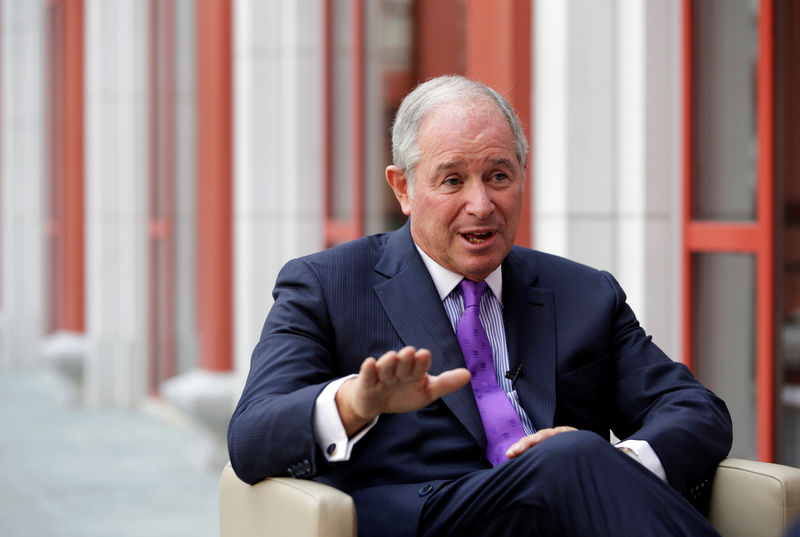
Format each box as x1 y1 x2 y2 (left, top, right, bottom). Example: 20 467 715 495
228 75 732 537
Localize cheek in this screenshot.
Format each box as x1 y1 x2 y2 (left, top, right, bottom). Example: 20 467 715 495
500 194 524 223
436 209 461 238
421 200 452 226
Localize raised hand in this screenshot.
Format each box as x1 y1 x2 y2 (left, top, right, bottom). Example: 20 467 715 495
335 346 471 437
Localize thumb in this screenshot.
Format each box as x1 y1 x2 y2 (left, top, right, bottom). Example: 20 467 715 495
427 368 471 399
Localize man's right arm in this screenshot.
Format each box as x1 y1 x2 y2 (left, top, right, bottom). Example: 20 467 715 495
227 258 343 484
227 258 469 483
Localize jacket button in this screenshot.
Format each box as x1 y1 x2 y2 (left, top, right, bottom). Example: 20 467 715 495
418 484 434 497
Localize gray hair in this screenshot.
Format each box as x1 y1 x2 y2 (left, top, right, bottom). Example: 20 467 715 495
391 74 528 187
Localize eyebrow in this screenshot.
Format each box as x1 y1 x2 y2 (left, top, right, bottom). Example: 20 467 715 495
435 157 516 172
435 160 466 172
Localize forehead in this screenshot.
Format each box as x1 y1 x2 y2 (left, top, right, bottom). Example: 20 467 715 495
416 99 516 165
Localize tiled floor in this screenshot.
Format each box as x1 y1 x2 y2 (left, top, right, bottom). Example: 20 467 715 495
0 369 220 537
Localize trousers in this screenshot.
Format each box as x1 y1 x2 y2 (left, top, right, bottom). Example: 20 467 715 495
419 430 720 537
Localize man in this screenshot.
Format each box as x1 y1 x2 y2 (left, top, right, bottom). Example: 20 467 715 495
228 75 732 536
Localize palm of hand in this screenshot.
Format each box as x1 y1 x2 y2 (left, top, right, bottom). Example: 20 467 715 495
348 346 471 420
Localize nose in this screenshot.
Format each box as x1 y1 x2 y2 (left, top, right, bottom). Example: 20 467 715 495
464 181 494 219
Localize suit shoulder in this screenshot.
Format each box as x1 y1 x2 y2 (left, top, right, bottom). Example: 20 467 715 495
509 246 605 276
507 246 621 295
282 232 389 276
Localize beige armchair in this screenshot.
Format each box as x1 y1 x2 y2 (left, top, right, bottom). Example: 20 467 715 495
220 458 800 537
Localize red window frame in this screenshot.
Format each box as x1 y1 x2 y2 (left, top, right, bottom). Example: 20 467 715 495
0 6 3 311
196 0 233 372
148 0 177 393
681 0 776 461
46 0 84 334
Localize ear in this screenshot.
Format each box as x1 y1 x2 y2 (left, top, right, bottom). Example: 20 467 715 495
385 165 413 216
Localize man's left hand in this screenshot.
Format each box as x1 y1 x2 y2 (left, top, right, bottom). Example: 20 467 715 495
505 426 578 459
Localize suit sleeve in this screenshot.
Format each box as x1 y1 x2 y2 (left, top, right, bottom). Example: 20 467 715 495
227 257 340 485
602 271 733 497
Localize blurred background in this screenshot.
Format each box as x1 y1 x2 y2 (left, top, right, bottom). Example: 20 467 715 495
1 0 798 535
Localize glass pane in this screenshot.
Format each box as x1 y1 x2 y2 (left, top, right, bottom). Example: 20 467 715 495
692 253 756 459
776 0 800 467
331 0 355 221
363 0 415 235
692 0 758 221
360 0 467 235
47 3 65 334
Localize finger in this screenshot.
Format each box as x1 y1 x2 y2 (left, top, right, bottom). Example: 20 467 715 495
376 351 399 384
397 345 417 358
410 348 432 378
358 357 379 388
505 433 539 459
427 368 471 399
394 347 416 379
554 426 577 434
505 427 578 459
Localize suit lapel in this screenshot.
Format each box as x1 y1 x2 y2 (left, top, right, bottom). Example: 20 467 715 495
502 250 556 430
373 224 486 448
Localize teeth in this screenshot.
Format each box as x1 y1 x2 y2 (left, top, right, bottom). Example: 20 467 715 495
465 232 491 244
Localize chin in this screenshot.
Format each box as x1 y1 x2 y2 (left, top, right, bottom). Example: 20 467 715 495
461 261 501 281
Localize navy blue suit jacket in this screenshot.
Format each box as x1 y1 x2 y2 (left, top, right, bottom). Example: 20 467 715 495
228 223 732 536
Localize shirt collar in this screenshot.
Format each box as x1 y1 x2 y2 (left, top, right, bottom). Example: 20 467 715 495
414 244 503 305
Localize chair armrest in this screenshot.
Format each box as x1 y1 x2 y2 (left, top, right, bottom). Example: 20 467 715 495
708 457 800 537
219 462 357 537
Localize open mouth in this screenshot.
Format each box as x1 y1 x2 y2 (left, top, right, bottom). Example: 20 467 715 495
462 231 494 244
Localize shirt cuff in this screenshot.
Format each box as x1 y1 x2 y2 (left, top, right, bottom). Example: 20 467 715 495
616 439 669 483
313 375 379 462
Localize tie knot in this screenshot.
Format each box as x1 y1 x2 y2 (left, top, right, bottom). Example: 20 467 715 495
459 279 487 309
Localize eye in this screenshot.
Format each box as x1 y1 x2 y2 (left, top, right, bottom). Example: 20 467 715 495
443 177 461 187
491 172 509 182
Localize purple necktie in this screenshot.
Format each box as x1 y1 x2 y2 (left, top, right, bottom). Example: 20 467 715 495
457 279 526 466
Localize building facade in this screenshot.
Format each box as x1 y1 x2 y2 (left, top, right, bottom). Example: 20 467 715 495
1 0 798 466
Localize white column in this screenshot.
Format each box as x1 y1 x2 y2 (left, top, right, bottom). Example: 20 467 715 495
534 0 682 357
0 0 47 369
615 0 647 316
233 0 324 382
563 1 618 273
533 0 568 258
615 0 682 357
84 0 150 406
535 0 618 270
